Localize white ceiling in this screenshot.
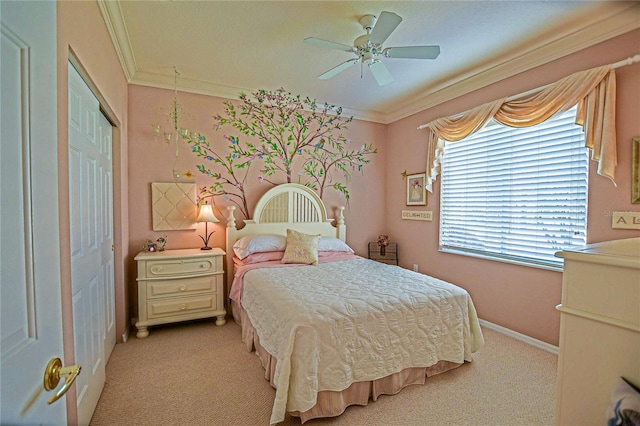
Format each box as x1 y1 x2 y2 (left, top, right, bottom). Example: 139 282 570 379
99 1 640 123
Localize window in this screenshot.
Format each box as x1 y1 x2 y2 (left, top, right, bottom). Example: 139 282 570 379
440 107 588 270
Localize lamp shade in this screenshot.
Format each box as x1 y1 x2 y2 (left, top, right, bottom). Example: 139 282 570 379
195 204 219 223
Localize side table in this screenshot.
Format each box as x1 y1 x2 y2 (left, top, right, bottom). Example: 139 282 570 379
368 242 398 265
134 248 226 338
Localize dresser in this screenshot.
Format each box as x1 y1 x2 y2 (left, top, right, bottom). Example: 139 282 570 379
555 238 640 425
134 248 226 338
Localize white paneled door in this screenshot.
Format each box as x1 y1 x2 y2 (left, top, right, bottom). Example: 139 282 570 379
68 62 115 425
0 1 67 424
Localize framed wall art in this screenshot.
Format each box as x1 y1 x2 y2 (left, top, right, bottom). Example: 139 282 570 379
151 182 198 230
406 172 427 206
633 137 639 204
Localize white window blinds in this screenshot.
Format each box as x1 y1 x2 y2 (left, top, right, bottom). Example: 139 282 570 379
440 107 588 269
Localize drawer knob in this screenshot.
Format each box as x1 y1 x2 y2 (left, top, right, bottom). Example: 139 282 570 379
180 304 186 310
200 264 206 268
179 285 186 291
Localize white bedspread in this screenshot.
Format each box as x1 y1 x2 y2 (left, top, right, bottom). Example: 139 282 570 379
240 258 484 425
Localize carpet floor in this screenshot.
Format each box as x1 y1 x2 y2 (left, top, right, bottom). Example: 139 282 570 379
90 319 557 425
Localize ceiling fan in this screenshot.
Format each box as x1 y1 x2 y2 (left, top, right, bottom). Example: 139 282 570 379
303 11 440 86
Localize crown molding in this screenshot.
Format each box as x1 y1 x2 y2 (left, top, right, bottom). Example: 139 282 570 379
130 70 386 123
335 107 386 124
386 2 640 124
100 1 639 125
98 0 136 81
130 70 245 100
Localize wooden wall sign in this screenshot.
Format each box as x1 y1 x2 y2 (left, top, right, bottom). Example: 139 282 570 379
401 210 433 221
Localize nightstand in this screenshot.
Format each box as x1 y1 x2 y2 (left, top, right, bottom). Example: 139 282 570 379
134 248 226 338
368 242 398 265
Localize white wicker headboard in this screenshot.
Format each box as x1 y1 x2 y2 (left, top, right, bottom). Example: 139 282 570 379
225 183 346 299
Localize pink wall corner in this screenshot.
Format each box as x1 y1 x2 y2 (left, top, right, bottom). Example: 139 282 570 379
57 3 129 421
127 85 387 316
385 29 640 346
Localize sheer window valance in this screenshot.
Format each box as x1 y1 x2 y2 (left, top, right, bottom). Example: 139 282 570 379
422 64 617 192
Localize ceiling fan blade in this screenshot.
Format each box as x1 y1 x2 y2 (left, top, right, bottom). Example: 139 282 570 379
304 37 355 52
368 60 393 86
369 11 402 45
384 45 441 59
318 58 359 80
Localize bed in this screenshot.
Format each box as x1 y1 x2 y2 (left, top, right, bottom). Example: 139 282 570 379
225 184 484 425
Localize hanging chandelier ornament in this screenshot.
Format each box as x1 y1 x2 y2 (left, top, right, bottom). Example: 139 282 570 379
151 66 194 180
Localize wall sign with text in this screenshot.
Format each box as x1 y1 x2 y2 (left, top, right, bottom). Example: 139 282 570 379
611 211 640 229
401 210 433 221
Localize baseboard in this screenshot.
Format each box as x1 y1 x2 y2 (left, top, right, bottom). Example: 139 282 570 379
121 322 133 343
479 319 559 355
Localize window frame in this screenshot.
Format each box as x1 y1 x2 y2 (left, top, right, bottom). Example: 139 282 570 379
438 107 589 271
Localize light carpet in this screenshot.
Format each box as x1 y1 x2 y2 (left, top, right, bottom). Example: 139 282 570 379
90 319 557 425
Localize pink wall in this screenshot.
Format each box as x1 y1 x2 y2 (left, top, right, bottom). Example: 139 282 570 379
385 29 640 346
127 86 387 313
125 28 639 348
57 2 129 421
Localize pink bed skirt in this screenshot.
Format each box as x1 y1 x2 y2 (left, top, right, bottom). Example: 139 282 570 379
232 301 463 423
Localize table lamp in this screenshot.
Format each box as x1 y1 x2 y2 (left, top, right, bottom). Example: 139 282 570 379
195 203 219 250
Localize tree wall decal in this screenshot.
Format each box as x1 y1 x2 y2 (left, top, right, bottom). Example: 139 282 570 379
186 88 377 219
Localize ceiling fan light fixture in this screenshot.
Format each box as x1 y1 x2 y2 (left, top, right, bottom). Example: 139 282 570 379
304 10 440 85
354 34 370 48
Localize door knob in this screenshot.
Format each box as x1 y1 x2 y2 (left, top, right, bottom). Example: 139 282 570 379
43 357 82 404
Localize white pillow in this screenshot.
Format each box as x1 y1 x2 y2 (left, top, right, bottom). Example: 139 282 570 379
233 234 287 259
318 237 354 253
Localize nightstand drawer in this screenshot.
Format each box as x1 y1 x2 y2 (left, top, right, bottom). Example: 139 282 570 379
146 257 218 277
147 294 217 319
146 276 217 299
134 248 226 338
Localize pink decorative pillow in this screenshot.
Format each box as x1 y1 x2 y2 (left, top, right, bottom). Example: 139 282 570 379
233 251 285 266
317 252 359 261
281 229 320 265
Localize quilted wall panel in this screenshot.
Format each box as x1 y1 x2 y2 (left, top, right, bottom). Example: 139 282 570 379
151 182 197 230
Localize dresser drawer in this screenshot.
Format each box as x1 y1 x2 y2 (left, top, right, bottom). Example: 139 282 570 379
147 294 217 319
146 276 217 299
146 256 219 277
563 261 640 326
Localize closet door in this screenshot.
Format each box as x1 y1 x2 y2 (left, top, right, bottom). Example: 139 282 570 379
68 62 114 425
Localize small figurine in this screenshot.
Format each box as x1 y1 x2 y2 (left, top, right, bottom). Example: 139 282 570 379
156 235 167 251
144 235 168 253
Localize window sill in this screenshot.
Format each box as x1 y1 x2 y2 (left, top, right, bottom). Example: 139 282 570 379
439 246 564 272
